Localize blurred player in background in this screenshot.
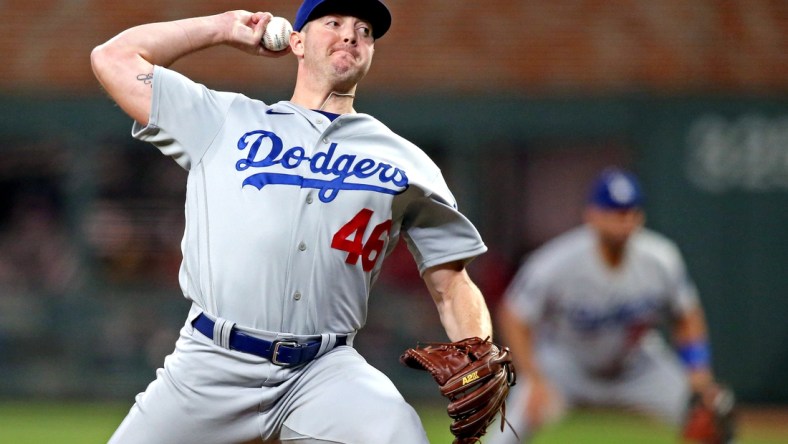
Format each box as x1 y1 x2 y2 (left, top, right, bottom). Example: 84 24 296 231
91 0 495 443
487 167 733 443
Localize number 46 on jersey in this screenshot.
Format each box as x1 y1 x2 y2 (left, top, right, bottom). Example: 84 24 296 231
331 209 392 272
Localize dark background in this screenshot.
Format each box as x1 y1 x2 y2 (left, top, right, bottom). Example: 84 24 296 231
0 0 786 404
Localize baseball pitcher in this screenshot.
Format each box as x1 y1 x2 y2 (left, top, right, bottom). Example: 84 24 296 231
91 1 514 443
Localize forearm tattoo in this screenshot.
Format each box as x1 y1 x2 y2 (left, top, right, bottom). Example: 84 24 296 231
136 73 153 87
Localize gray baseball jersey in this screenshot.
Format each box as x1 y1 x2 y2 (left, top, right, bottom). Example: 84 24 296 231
489 225 699 444
132 66 487 336
108 65 487 444
505 225 698 373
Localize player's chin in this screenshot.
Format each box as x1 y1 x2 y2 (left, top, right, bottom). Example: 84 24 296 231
602 233 631 248
331 64 369 86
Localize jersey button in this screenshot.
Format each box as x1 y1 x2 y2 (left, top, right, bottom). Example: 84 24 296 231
298 242 307 251
293 291 302 301
322 137 329 144
316 117 324 124
306 195 314 204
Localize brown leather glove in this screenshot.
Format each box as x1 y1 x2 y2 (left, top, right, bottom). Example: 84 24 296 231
682 384 737 444
400 337 516 444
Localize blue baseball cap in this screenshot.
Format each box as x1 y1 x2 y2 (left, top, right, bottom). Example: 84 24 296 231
294 0 392 39
587 167 644 210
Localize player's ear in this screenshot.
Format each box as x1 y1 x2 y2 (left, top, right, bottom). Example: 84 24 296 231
291 30 305 57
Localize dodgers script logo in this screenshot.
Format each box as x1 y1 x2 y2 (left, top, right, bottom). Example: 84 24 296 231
567 297 661 332
236 130 409 203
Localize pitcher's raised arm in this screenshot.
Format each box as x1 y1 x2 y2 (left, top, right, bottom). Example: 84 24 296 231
90 11 285 125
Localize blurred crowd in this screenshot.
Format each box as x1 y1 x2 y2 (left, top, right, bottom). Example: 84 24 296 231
0 138 188 396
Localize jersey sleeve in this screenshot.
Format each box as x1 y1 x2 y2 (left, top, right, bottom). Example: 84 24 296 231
503 255 551 324
663 242 701 316
637 230 701 316
130 66 238 170
401 173 487 274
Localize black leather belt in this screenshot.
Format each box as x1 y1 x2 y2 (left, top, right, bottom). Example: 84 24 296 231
192 313 347 367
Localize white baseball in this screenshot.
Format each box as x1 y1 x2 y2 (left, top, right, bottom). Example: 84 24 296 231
262 17 293 52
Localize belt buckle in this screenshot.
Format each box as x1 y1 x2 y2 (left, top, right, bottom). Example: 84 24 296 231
271 340 299 366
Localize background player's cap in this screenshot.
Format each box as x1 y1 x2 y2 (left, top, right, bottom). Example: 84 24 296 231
587 167 644 210
294 0 392 39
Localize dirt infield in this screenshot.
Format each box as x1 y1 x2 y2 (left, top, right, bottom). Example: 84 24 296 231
738 406 788 437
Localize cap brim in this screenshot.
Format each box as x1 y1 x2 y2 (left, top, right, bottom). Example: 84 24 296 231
307 0 391 39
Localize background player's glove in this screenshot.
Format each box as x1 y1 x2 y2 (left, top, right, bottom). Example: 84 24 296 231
682 384 737 444
400 337 516 444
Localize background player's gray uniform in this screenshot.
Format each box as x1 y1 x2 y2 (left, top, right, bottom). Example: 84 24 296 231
489 224 698 443
109 66 487 443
